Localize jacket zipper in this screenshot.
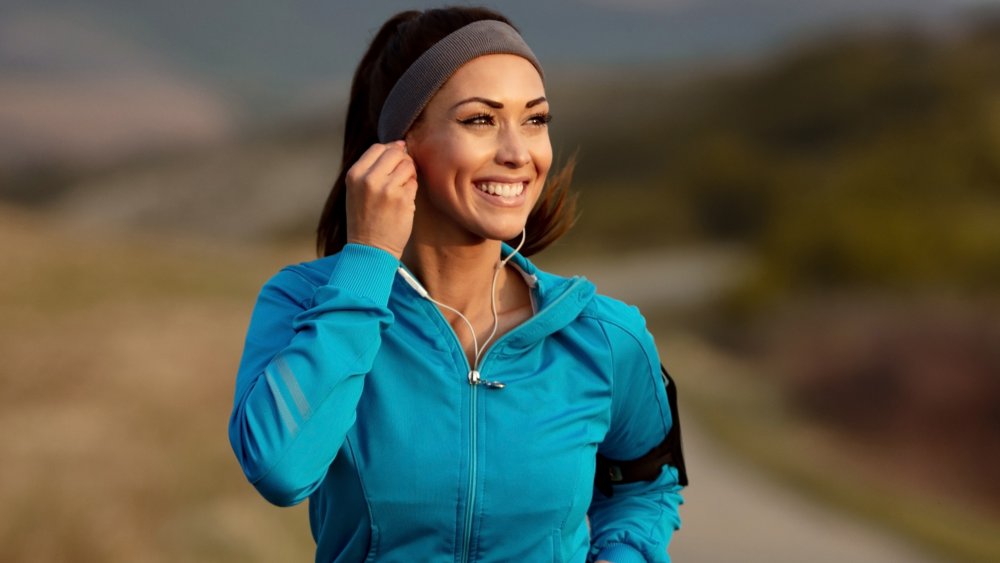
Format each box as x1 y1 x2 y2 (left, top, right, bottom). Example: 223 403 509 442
457 280 585 562
405 276 586 563
461 382 478 563
416 299 481 563
427 305 485 563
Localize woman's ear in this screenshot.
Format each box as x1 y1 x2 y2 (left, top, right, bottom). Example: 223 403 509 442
402 130 422 168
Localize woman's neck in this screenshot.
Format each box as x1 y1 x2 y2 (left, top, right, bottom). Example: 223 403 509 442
401 236 505 317
401 224 534 366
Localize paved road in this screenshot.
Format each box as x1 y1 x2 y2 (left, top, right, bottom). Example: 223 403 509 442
669 415 942 562
548 248 945 562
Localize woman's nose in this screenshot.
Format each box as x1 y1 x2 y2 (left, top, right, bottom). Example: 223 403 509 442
494 128 531 168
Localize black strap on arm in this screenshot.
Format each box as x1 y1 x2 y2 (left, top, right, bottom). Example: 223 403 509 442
595 364 688 498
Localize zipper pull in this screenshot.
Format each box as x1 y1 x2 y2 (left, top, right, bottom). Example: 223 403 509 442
468 370 505 389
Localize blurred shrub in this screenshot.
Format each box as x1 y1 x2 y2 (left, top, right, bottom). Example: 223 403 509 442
765 299 1000 512
562 13 1000 300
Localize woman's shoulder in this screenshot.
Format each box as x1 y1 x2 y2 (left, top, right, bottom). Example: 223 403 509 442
527 260 651 345
579 289 650 341
577 291 665 413
554 279 660 378
256 253 344 306
272 254 341 286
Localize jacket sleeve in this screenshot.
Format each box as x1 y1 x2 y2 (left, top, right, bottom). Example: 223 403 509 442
228 244 398 507
588 318 684 563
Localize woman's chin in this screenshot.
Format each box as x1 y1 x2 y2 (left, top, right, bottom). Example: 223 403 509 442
476 221 529 244
470 205 534 243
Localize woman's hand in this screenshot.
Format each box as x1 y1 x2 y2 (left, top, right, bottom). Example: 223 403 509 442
345 140 418 259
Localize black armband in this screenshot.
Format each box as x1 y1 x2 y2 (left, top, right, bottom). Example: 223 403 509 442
595 364 688 498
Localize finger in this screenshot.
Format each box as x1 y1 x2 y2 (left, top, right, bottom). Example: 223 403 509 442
366 144 410 180
385 157 417 190
401 176 418 196
350 143 391 174
387 151 415 175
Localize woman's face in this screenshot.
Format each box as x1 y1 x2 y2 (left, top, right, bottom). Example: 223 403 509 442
405 53 551 243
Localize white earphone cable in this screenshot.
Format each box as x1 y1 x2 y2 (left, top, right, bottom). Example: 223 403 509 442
475 229 527 372
397 229 527 389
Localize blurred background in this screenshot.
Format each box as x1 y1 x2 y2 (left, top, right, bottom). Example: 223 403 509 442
2 0 999 561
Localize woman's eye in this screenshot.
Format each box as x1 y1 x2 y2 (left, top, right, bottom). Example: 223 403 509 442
460 113 495 126
527 113 553 127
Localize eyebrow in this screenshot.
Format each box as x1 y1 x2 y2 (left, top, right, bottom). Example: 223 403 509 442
451 96 548 110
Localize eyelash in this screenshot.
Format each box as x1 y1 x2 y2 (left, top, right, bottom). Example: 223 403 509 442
460 113 495 127
458 112 553 128
529 112 553 126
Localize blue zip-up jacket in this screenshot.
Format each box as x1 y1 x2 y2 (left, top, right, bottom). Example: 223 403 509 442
229 243 684 563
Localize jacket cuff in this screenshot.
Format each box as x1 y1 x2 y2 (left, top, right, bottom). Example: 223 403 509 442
325 243 399 307
596 542 647 563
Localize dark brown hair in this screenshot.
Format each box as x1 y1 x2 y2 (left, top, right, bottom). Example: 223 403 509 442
316 6 577 257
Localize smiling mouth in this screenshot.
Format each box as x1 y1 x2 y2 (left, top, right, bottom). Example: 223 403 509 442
474 181 525 198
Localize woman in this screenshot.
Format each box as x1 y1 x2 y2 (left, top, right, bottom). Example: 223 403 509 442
229 7 686 562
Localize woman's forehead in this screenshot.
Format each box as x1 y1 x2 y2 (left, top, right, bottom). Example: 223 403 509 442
436 54 546 105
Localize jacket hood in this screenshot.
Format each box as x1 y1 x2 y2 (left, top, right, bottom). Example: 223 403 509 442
497 243 596 351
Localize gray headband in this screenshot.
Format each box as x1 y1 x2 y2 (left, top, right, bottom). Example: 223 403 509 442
377 20 544 142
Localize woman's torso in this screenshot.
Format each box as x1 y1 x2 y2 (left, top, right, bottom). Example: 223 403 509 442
306 264 615 563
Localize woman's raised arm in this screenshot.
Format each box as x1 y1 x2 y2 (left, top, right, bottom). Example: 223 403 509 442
227 243 399 506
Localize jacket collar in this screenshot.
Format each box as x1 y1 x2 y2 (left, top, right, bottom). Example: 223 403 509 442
499 243 596 351
391 244 596 350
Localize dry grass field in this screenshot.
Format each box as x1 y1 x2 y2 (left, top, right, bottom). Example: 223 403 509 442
0 205 315 562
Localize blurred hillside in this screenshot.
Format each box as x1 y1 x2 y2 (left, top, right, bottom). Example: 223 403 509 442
0 122 343 243
560 17 1000 295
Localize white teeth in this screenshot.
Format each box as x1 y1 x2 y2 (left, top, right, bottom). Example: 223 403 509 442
476 182 524 198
